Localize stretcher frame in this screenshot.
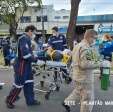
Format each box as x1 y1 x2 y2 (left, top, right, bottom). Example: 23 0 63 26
32 60 71 100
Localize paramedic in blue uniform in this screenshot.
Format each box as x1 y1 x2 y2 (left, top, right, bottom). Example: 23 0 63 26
48 26 71 83
6 25 40 109
48 26 67 51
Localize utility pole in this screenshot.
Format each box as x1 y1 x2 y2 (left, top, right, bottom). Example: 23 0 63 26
41 6 46 43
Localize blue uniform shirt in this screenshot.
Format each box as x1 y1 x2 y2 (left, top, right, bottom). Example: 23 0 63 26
48 34 67 51
14 33 37 86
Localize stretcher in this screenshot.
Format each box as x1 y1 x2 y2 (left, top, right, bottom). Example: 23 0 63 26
32 60 71 100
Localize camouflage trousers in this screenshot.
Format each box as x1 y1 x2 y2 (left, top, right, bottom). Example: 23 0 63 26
64 81 94 112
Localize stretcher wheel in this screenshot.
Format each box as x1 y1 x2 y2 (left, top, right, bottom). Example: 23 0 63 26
65 77 72 84
45 92 50 100
56 86 60 91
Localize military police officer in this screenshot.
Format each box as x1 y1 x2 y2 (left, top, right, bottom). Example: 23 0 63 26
63 29 100 112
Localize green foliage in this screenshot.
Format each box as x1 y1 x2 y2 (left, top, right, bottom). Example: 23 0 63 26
0 0 42 37
0 0 42 23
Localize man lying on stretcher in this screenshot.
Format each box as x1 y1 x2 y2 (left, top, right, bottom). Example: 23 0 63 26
46 47 72 64
32 43 72 64
32 45 72 84
32 26 72 83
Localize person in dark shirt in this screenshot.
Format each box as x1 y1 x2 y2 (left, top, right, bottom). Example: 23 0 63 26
2 38 10 66
48 26 67 51
48 26 71 84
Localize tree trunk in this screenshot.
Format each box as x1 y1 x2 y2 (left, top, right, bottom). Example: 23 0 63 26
9 15 18 40
9 23 16 38
66 0 81 50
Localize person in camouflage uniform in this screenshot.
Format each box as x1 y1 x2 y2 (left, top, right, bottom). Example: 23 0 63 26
63 29 100 112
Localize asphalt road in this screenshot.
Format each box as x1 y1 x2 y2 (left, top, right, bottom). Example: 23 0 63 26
0 69 113 112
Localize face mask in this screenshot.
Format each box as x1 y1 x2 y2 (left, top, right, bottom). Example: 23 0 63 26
32 33 35 40
53 33 57 36
90 39 96 47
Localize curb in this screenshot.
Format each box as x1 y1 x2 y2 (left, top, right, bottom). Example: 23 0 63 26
0 66 13 70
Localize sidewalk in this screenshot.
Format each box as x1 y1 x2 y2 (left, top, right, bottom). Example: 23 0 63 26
1 69 113 112
0 65 13 70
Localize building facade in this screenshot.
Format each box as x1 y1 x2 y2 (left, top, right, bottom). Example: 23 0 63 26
17 5 70 34
1 5 113 37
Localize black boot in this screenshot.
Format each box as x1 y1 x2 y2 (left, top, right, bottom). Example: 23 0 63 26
65 77 72 84
5 95 15 109
5 99 15 109
6 103 15 109
27 100 41 106
62 102 71 112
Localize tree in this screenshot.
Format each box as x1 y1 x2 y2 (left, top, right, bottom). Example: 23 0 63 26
0 0 42 39
66 0 81 50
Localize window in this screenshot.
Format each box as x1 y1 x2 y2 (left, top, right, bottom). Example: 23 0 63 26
20 16 31 23
37 16 48 22
42 16 48 22
54 16 61 19
37 16 41 22
63 16 69 19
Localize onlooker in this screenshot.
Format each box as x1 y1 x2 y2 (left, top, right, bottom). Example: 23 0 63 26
100 34 113 61
2 38 11 66
102 33 112 43
37 36 44 50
